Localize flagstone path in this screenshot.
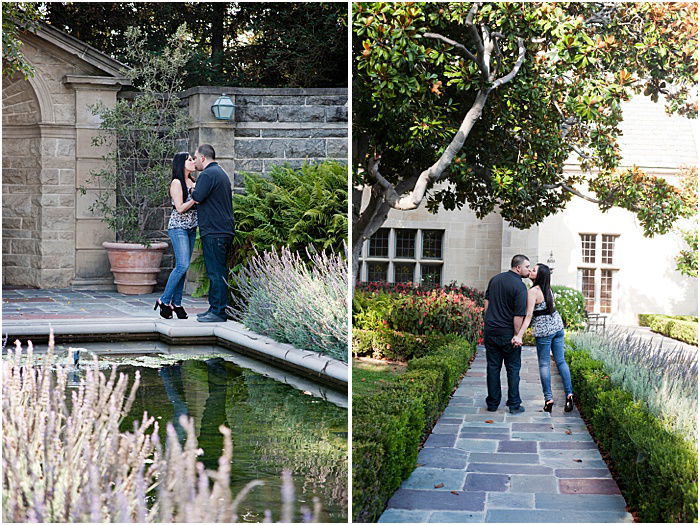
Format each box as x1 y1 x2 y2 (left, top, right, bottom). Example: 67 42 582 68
379 345 633 523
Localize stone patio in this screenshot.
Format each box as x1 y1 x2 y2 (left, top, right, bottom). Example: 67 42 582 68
378 345 634 523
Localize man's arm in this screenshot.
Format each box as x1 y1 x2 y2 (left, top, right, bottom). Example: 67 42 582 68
513 316 525 336
191 172 212 203
484 299 489 312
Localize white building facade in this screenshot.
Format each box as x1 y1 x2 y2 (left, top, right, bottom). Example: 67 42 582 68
358 96 698 325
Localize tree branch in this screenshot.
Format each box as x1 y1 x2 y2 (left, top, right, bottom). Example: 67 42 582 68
423 32 479 70
544 182 604 204
488 37 526 91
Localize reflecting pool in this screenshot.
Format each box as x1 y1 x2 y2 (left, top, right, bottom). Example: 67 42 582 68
56 342 348 522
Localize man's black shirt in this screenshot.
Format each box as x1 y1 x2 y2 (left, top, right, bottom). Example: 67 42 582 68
191 162 235 238
484 270 527 337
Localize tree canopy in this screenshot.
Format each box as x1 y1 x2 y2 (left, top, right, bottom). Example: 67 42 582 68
38 2 347 88
2 2 42 79
352 2 698 277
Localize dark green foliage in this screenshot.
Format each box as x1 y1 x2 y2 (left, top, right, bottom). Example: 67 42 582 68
408 341 475 400
193 161 348 297
352 390 423 522
44 2 347 89
551 285 586 330
567 349 698 523
352 338 477 522
2 2 41 79
351 328 460 361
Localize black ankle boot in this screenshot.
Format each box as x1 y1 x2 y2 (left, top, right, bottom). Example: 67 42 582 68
172 305 188 319
154 299 173 319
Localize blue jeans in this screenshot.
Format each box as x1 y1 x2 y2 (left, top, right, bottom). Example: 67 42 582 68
535 329 573 401
160 228 196 306
201 234 233 318
484 332 522 409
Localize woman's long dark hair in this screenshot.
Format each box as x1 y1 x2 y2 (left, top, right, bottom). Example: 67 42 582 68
532 263 554 314
171 152 189 204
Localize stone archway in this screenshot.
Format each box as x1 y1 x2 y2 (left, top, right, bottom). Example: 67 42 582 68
2 75 43 287
2 24 130 289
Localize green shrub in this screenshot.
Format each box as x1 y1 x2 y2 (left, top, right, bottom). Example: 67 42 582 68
649 317 698 345
352 290 395 331
388 289 484 343
408 341 475 400
567 348 698 523
551 285 586 330
356 281 485 307
352 338 476 522
639 313 698 327
352 390 423 522
351 328 460 361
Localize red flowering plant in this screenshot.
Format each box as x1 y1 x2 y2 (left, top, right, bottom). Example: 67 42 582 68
387 289 484 344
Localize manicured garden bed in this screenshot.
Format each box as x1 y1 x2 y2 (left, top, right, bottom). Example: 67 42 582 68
566 331 698 523
638 313 698 346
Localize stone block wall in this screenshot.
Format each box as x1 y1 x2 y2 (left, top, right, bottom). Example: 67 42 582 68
2 75 43 287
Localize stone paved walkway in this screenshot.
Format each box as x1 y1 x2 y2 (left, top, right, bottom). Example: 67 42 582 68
2 287 210 322
379 345 633 523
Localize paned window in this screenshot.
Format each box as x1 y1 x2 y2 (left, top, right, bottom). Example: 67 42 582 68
395 229 416 258
581 268 596 311
368 228 389 257
422 230 443 259
360 228 445 285
367 262 388 282
580 234 596 263
600 270 613 313
421 264 442 286
394 262 416 283
601 235 616 264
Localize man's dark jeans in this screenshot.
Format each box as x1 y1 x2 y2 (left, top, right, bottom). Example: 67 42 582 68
484 332 522 410
201 234 233 318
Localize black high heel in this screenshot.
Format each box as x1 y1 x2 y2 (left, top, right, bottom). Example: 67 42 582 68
172 305 188 319
565 395 574 412
543 400 554 413
154 299 173 319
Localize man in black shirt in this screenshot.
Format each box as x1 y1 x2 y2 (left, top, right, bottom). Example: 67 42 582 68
192 144 235 322
483 254 530 413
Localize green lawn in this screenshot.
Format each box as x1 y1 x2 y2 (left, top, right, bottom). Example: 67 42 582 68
352 359 407 396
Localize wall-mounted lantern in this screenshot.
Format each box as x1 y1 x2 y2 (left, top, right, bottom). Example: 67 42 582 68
546 250 556 273
211 94 235 120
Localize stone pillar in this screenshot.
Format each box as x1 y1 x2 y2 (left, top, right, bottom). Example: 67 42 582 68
65 75 123 290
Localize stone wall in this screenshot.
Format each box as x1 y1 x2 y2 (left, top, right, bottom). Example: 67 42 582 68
2 75 42 287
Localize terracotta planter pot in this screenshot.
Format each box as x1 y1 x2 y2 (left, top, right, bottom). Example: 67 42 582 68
103 241 169 295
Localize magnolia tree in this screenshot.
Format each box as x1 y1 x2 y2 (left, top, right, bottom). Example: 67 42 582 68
352 2 698 281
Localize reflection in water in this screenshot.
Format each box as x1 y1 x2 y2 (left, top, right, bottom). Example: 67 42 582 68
123 358 347 523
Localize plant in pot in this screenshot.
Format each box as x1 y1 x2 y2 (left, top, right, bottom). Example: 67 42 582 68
80 25 192 294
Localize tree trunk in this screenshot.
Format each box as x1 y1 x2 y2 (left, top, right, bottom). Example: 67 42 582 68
210 3 226 76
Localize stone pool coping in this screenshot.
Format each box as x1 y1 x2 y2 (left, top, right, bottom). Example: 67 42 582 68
3 317 348 390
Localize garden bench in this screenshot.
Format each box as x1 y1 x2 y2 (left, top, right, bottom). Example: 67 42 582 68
585 310 607 332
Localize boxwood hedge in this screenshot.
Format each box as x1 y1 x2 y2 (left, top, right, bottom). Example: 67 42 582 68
567 349 698 523
352 338 476 522
352 328 461 361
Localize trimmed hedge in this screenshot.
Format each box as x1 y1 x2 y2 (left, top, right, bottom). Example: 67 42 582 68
638 314 698 345
352 328 461 361
352 339 477 522
567 349 698 523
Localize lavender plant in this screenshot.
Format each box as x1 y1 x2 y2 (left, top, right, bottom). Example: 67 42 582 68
227 246 348 362
2 333 320 522
568 328 697 443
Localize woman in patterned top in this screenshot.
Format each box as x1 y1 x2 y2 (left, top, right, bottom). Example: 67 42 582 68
154 152 198 319
512 263 574 413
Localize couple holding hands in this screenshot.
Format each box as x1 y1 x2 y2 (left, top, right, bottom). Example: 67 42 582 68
154 144 234 323
483 254 575 415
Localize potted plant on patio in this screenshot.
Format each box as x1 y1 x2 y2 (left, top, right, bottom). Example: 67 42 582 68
80 25 192 294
